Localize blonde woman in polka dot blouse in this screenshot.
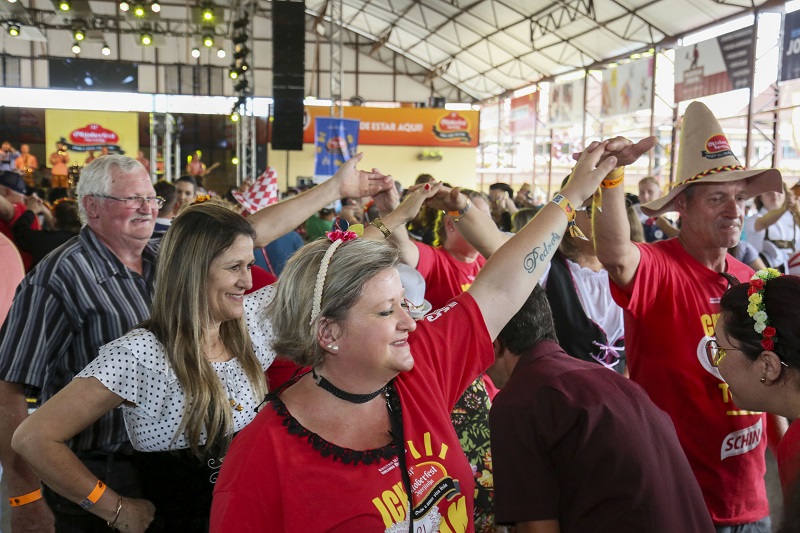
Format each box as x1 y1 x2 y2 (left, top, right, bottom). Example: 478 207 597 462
13 204 275 532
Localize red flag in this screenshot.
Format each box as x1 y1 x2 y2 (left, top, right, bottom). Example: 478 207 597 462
232 168 279 214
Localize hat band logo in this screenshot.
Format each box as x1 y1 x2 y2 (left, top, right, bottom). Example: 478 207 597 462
701 135 735 160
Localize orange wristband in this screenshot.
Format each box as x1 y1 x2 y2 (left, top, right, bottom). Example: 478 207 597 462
79 480 107 510
601 167 624 189
9 488 42 507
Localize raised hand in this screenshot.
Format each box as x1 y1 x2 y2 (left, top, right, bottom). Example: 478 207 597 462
572 136 656 168
332 153 394 198
562 141 617 203
386 181 444 224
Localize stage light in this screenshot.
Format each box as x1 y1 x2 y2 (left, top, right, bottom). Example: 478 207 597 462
202 33 214 47
101 43 111 55
151 1 160 12
201 4 214 22
240 62 248 71
231 157 239 165
229 68 239 79
7 23 21 37
232 33 247 45
233 15 248 30
191 47 200 58
71 41 81 54
133 4 146 17
140 32 152 45
230 111 240 122
217 48 226 59
233 78 249 93
233 45 249 60
73 28 85 41
59 0 71 11
119 0 130 11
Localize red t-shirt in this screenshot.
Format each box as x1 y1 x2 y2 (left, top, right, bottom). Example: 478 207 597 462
211 293 493 532
1 203 40 271
610 238 767 525
414 241 486 310
778 420 800 503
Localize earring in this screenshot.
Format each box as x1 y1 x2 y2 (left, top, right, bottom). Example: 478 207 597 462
760 377 766 384
326 344 338 351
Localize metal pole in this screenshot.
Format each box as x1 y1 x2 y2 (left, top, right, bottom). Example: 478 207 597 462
744 13 760 168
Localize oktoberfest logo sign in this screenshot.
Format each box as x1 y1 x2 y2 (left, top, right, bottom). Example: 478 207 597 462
61 123 124 153
432 112 471 143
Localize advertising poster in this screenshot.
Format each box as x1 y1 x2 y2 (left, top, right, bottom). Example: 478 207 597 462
302 107 479 147
601 58 654 117
674 26 755 102
509 92 538 136
313 117 360 181
45 109 139 157
548 79 585 126
781 10 800 82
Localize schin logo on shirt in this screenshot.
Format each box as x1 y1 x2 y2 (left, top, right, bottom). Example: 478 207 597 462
721 419 762 460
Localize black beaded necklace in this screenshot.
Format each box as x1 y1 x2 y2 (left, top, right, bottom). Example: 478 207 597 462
311 369 387 404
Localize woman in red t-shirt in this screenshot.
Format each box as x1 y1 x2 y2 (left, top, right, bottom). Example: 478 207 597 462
210 144 618 532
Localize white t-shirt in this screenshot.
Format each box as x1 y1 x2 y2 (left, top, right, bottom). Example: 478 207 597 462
540 260 624 347
76 286 276 452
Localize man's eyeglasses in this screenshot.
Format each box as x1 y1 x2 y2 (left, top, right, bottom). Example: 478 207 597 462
95 195 164 209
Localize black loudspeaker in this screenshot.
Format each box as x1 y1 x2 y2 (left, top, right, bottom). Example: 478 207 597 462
272 1 306 151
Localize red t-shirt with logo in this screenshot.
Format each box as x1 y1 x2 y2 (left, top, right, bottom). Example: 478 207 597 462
210 292 493 532
778 420 800 503
610 238 767 525
414 241 486 310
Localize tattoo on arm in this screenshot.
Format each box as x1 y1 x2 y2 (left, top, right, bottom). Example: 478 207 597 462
523 232 561 273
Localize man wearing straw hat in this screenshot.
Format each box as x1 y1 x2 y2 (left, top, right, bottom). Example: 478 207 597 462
590 101 783 532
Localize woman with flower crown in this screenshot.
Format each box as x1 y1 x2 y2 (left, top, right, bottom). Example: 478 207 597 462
209 144 618 532
710 270 800 515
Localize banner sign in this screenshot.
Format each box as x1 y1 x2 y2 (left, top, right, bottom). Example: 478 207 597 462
302 107 479 147
45 109 138 158
548 79 585 126
509 92 538 136
674 26 755 102
601 58 654 117
781 10 800 82
313 117 360 181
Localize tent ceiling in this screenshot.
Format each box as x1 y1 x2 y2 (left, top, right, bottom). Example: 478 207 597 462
0 0 780 101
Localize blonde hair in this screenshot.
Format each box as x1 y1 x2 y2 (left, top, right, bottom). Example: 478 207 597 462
142 203 266 455
433 189 489 247
269 238 400 368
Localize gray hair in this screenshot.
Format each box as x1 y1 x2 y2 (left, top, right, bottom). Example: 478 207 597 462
268 238 401 368
76 155 144 223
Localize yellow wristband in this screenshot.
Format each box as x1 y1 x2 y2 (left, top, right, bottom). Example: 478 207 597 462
551 193 588 240
9 488 42 507
79 480 107 510
601 167 624 189
369 218 392 238
550 193 576 222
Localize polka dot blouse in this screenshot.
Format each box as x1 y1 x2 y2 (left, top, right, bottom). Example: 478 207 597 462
76 285 276 452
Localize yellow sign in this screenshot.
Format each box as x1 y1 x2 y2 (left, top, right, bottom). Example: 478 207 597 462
45 109 139 162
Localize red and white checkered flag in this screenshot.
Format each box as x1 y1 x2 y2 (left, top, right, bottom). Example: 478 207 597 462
232 167 279 214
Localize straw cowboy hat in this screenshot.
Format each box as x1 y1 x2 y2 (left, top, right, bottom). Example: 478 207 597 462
641 101 783 217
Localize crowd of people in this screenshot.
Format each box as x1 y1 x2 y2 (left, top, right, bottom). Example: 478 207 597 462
0 99 799 533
